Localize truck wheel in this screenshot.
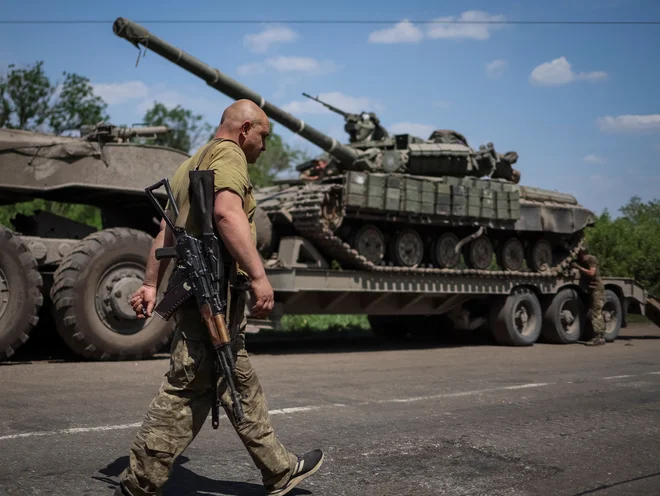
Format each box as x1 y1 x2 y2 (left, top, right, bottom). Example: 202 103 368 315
0 226 43 360
602 289 623 342
50 228 173 360
541 288 585 344
490 288 542 346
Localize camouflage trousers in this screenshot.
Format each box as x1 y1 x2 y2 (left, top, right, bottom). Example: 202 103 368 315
117 301 296 496
589 284 606 337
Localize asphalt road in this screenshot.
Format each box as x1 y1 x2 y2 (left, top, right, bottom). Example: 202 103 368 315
1 324 660 496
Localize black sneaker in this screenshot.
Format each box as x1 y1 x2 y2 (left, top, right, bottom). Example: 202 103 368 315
266 449 324 495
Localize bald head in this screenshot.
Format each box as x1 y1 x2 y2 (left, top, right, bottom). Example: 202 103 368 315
215 99 270 163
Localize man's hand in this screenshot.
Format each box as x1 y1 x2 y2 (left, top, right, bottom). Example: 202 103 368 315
250 275 274 319
131 284 157 318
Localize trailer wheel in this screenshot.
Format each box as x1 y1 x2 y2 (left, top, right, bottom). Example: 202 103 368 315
0 226 43 360
602 289 623 342
50 228 173 360
490 288 542 346
541 288 585 344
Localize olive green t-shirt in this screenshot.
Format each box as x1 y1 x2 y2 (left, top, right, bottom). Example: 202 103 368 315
581 254 603 290
167 138 256 273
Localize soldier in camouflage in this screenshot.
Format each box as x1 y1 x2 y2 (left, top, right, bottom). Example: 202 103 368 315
115 100 324 496
574 246 606 346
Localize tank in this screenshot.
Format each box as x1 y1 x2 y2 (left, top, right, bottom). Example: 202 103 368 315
0 122 189 361
113 17 595 278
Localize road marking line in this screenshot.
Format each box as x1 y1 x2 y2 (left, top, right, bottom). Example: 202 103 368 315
603 374 635 380
0 383 549 442
0 423 142 441
366 383 549 405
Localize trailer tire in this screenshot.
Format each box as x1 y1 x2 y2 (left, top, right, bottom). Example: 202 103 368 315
490 288 542 346
541 288 585 344
602 289 623 342
0 226 43 360
50 228 173 360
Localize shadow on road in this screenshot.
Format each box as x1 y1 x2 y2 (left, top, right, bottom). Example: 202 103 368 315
569 470 660 495
2 324 502 365
94 455 312 496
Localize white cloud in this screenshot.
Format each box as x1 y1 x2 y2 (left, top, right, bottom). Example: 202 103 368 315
584 154 605 164
243 25 298 53
529 56 607 86
597 114 660 133
281 92 384 115
427 11 506 40
388 122 436 139
368 19 423 44
236 62 267 76
486 59 508 79
92 81 149 105
237 56 338 76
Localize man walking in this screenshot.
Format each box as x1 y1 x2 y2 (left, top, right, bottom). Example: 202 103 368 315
574 246 607 346
116 100 323 496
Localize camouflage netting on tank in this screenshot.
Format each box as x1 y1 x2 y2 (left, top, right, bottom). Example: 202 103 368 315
0 128 101 158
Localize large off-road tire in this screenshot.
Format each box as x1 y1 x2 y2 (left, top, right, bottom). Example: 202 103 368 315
0 226 43 360
490 288 542 346
541 288 585 344
50 228 173 360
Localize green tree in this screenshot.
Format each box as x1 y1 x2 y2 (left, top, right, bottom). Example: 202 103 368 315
49 72 109 134
0 61 54 130
586 196 660 296
142 102 213 153
250 122 309 187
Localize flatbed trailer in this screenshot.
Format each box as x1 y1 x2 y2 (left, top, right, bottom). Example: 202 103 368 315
262 237 660 346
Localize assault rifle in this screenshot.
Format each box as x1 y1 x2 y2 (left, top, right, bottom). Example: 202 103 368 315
144 170 247 426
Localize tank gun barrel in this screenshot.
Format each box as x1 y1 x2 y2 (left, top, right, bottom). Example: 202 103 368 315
116 125 170 138
112 17 360 166
301 92 350 118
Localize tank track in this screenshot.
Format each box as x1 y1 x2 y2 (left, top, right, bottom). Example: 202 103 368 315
264 184 583 279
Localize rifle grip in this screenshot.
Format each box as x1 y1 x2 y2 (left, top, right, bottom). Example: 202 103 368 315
189 170 215 236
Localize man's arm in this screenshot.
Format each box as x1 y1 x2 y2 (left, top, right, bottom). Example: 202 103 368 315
131 217 175 318
213 189 273 318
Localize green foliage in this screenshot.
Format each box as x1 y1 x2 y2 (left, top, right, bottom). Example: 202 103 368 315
0 200 101 230
586 196 660 296
279 314 370 332
49 72 109 134
0 61 54 130
142 102 213 153
250 123 309 187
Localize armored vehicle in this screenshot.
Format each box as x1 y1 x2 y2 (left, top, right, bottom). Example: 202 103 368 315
0 123 187 360
114 18 595 279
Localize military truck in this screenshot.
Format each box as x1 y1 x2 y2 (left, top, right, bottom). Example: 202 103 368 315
0 123 187 361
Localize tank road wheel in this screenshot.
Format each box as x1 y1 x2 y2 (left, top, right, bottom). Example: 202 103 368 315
50 228 174 361
351 224 385 264
432 232 460 268
541 288 585 344
464 235 493 270
497 237 525 272
527 239 553 272
490 288 542 346
602 289 623 342
0 226 43 360
391 229 424 267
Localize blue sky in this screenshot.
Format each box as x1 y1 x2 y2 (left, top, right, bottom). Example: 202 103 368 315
2 0 659 217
